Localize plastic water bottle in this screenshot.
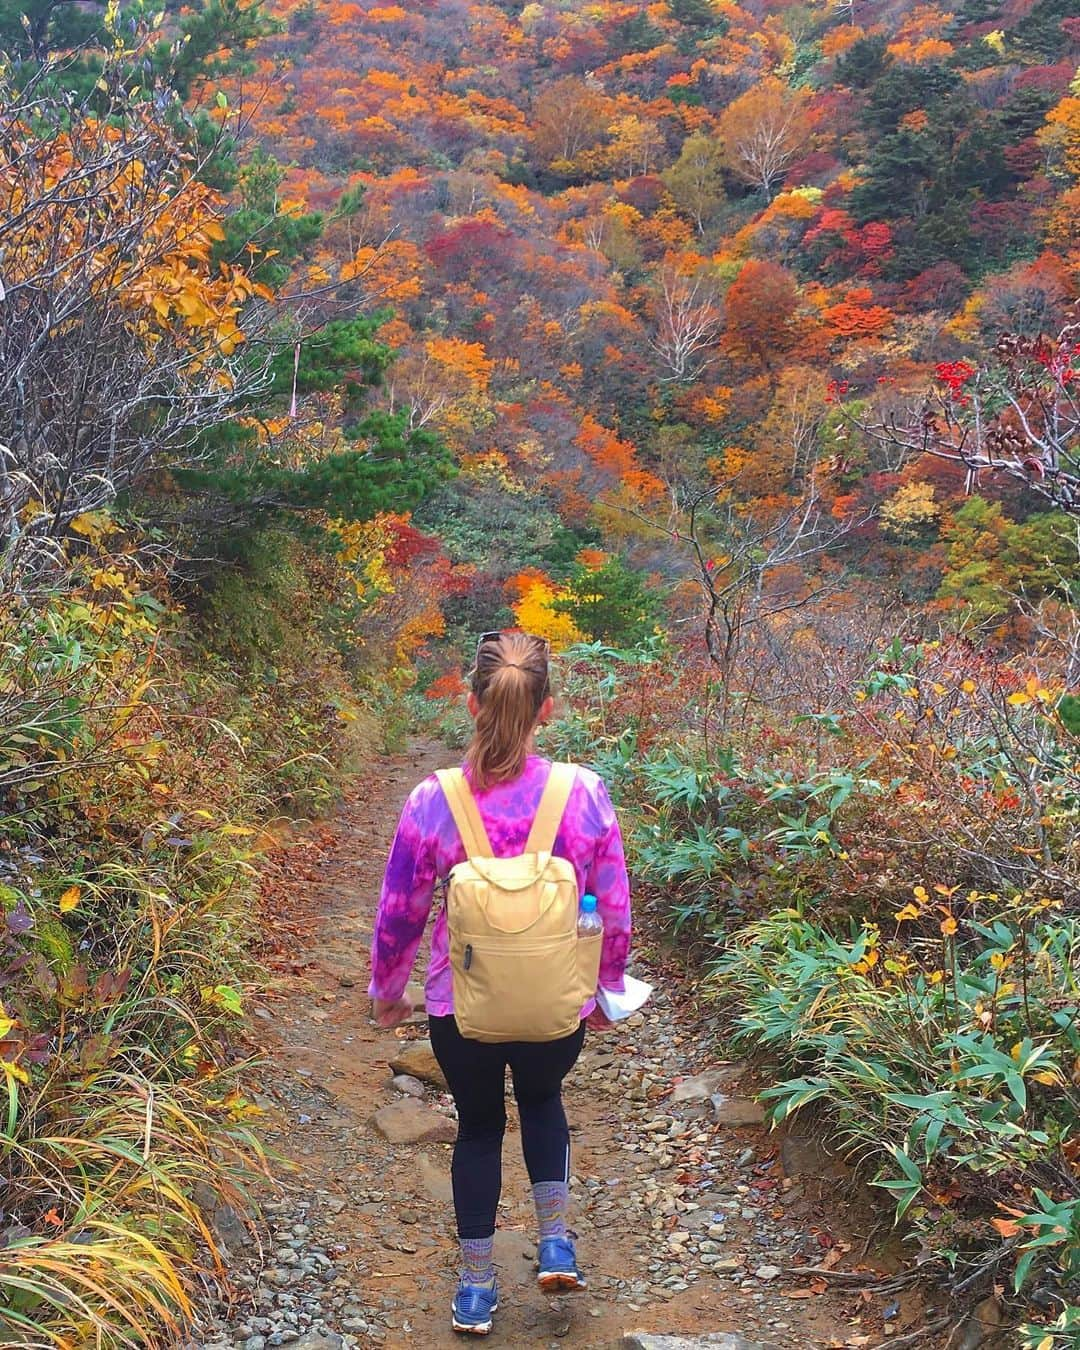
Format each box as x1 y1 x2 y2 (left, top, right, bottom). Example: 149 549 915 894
578 893 603 937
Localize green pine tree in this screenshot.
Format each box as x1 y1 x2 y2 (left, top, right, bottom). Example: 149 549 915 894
555 557 660 647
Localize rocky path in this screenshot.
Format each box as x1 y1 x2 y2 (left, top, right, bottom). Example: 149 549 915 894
191 742 924 1350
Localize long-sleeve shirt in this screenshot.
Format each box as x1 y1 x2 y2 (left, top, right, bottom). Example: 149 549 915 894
368 755 632 1018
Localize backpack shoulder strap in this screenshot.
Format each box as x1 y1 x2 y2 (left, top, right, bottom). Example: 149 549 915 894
436 768 493 860
525 761 577 856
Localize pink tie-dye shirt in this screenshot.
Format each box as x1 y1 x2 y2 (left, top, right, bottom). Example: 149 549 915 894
368 755 631 1019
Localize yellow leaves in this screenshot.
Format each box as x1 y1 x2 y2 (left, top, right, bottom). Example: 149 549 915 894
222 1092 264 1123
897 882 966 939
0 1001 16 1040
1040 95 1080 182
880 483 939 540
88 168 266 355
696 385 733 423
0 1059 28 1085
173 287 216 327
519 0 545 31
214 320 244 357
509 572 584 651
89 566 128 592
69 511 114 547
461 449 521 490
1005 677 1058 711
425 336 494 391
342 244 423 298
59 885 82 913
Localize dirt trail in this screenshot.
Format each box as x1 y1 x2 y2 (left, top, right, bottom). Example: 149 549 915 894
203 742 916 1350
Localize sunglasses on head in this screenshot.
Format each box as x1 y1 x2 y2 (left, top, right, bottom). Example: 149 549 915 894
475 629 551 662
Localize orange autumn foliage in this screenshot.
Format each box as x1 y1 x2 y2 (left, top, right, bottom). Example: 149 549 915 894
821 288 895 340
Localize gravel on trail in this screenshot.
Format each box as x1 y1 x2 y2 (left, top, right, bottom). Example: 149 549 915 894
185 741 931 1350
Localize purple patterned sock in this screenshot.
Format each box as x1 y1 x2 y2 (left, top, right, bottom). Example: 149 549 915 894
533 1180 568 1240
460 1235 496 1289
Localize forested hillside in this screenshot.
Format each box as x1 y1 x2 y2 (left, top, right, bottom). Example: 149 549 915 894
0 0 1077 1343
211 0 1080 655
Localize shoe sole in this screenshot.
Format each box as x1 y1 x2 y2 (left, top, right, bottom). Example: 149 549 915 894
538 1271 587 1292
452 1301 498 1335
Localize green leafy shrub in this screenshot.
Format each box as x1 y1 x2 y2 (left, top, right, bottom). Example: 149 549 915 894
712 904 1080 1301
547 631 1079 1331
1022 1303 1080 1349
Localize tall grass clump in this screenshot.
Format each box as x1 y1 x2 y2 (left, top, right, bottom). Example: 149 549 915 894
0 514 379 1345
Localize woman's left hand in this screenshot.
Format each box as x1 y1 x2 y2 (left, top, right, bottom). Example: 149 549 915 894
372 995 414 1028
586 1004 614 1031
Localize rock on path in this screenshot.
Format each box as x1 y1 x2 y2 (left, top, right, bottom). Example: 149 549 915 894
387 1037 446 1089
372 1098 456 1145
623 1335 764 1350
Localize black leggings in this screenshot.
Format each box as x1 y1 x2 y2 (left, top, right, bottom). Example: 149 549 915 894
428 1015 586 1239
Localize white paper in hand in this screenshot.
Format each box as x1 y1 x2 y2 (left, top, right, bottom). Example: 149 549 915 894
595 975 653 1021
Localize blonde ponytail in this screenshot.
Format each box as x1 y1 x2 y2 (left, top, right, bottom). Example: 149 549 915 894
466 632 551 790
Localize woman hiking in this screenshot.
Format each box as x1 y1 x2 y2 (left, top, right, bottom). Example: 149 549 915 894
368 630 632 1336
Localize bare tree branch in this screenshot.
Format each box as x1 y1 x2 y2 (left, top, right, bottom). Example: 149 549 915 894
0 62 275 578
648 264 725 383
855 326 1080 515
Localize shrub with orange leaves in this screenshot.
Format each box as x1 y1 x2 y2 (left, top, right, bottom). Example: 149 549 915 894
821 24 865 57
425 667 469 700
0 71 273 572
576 548 609 569
821 287 895 340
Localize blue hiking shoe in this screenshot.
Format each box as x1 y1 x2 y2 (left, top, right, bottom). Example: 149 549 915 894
537 1235 587 1292
451 1280 499 1335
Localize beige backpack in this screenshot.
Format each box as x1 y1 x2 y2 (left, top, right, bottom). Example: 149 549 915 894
435 762 602 1043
